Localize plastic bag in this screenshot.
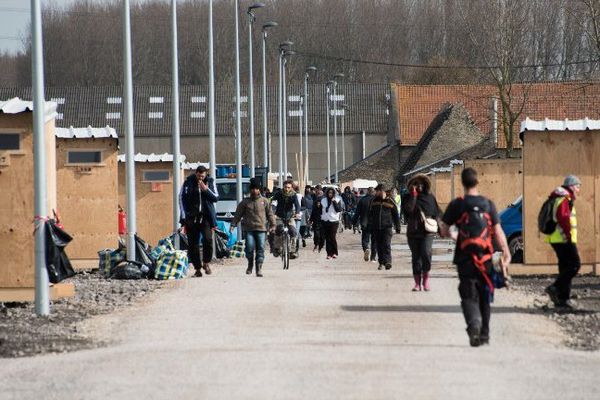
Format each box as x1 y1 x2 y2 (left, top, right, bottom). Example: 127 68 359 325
110 261 144 280
45 219 75 283
215 231 230 259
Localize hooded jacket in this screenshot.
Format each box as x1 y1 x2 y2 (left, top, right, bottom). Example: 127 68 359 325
180 174 218 228
402 174 440 238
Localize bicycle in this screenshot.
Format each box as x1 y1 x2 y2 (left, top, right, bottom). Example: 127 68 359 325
277 216 296 270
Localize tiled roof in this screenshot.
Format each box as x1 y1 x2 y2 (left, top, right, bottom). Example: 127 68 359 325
55 125 117 139
0 84 389 137
0 97 57 122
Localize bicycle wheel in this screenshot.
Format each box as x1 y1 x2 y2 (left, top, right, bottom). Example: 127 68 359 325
282 233 290 270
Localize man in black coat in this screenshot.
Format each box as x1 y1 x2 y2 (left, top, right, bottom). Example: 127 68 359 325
367 184 401 270
353 187 377 262
180 165 219 277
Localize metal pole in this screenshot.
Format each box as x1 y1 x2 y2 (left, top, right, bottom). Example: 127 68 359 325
326 84 331 183
171 0 181 249
298 96 303 185
234 0 243 207
31 0 49 316
362 130 366 159
278 53 283 186
282 58 288 180
248 13 256 177
123 0 137 262
208 0 216 181
333 82 338 184
262 30 268 172
341 107 345 170
303 73 309 185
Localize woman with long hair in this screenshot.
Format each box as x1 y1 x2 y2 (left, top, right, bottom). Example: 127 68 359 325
321 187 342 259
402 174 441 291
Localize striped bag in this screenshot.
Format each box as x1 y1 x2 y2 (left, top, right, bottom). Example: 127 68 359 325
98 247 126 278
153 237 189 280
229 240 246 258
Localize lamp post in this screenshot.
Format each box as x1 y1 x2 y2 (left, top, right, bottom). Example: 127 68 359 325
261 21 277 173
208 0 216 180
170 0 182 250
303 66 317 185
298 95 303 185
247 3 265 178
234 0 243 206
341 103 348 170
325 81 333 183
332 73 344 184
277 41 293 185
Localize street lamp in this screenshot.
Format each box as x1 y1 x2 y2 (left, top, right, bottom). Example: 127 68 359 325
277 41 293 185
303 66 317 185
261 21 277 174
247 3 265 178
325 80 334 183
282 49 295 182
234 0 243 215
340 103 348 170
332 73 344 184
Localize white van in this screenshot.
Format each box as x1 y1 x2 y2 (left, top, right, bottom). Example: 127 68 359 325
215 177 250 221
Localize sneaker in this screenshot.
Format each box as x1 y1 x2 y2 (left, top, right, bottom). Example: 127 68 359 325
363 249 370 262
194 267 203 278
371 259 378 264
545 285 560 306
556 299 578 310
290 252 298 260
480 337 490 346
378 264 383 270
332 254 338 259
203 264 212 275
384 263 392 270
467 327 481 347
326 255 332 260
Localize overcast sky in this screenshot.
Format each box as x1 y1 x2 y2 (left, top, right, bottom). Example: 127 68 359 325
0 0 152 54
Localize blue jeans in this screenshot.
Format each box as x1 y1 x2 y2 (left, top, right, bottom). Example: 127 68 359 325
245 231 266 266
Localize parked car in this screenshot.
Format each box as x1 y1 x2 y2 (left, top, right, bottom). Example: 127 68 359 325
215 177 250 221
499 196 523 263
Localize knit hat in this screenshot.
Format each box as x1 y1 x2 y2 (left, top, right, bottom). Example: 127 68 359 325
249 178 262 190
375 183 386 192
563 175 582 187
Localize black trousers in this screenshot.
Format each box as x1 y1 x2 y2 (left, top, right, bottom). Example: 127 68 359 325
185 217 213 269
551 243 581 301
322 221 339 256
373 228 393 266
313 223 325 251
458 271 491 339
361 228 377 260
407 235 434 275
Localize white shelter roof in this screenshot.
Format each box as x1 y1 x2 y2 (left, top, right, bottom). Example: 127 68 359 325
56 126 118 139
183 162 210 170
431 167 452 173
0 97 58 122
118 153 187 163
520 117 600 133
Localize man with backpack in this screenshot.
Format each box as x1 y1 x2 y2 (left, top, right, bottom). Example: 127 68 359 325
540 175 582 309
440 168 511 347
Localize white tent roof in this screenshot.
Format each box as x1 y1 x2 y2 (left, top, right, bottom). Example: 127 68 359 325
56 126 117 139
118 153 187 163
520 117 600 133
0 97 58 123
183 162 210 170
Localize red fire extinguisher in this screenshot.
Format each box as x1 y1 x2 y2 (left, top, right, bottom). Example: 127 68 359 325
118 205 127 235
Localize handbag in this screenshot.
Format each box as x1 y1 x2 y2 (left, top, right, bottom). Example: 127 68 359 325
419 210 438 234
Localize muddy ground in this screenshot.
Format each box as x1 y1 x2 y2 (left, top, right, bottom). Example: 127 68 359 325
512 274 600 351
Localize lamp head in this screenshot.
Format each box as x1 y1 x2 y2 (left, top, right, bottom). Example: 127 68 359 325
262 21 278 31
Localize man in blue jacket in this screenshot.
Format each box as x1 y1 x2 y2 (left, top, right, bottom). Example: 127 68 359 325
180 165 219 277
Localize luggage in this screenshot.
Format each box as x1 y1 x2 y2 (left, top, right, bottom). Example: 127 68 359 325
229 240 246 258
152 237 189 280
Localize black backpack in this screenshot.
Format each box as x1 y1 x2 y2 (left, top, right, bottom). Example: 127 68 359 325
538 197 557 234
456 198 494 257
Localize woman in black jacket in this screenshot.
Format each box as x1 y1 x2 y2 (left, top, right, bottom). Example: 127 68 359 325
402 174 441 292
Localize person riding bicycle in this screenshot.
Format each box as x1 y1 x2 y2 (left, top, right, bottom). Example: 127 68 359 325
270 180 301 259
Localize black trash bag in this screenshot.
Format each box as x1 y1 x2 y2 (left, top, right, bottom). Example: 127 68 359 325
110 261 145 280
45 219 75 284
134 235 156 276
214 230 230 259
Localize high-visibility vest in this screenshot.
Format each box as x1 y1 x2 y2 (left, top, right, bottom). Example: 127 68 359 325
546 196 577 244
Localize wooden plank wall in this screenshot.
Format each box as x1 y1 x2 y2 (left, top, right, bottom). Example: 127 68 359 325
432 171 452 212
451 163 463 199
56 138 119 260
464 159 522 210
0 114 56 288
523 131 596 265
118 162 185 247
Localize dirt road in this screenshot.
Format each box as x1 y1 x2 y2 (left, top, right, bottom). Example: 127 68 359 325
1 233 598 400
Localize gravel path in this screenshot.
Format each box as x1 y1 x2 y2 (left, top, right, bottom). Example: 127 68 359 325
1 233 599 400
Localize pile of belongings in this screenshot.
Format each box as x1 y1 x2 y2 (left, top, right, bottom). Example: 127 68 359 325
98 234 189 280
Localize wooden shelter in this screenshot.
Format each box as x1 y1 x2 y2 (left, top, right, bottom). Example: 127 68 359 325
118 153 186 246
0 98 73 301
449 160 463 199
521 118 599 273
430 167 452 211
56 126 119 268
463 159 522 210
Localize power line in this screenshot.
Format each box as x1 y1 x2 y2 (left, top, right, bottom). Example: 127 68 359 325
295 50 600 71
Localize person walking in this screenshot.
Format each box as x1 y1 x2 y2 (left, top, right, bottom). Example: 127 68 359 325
310 186 325 252
180 165 219 277
543 175 582 309
440 167 511 347
402 174 440 291
230 179 276 277
368 184 401 270
353 187 377 262
270 180 301 259
321 187 343 259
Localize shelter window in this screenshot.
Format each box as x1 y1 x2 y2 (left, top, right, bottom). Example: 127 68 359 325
67 150 102 164
142 170 171 182
0 133 20 151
